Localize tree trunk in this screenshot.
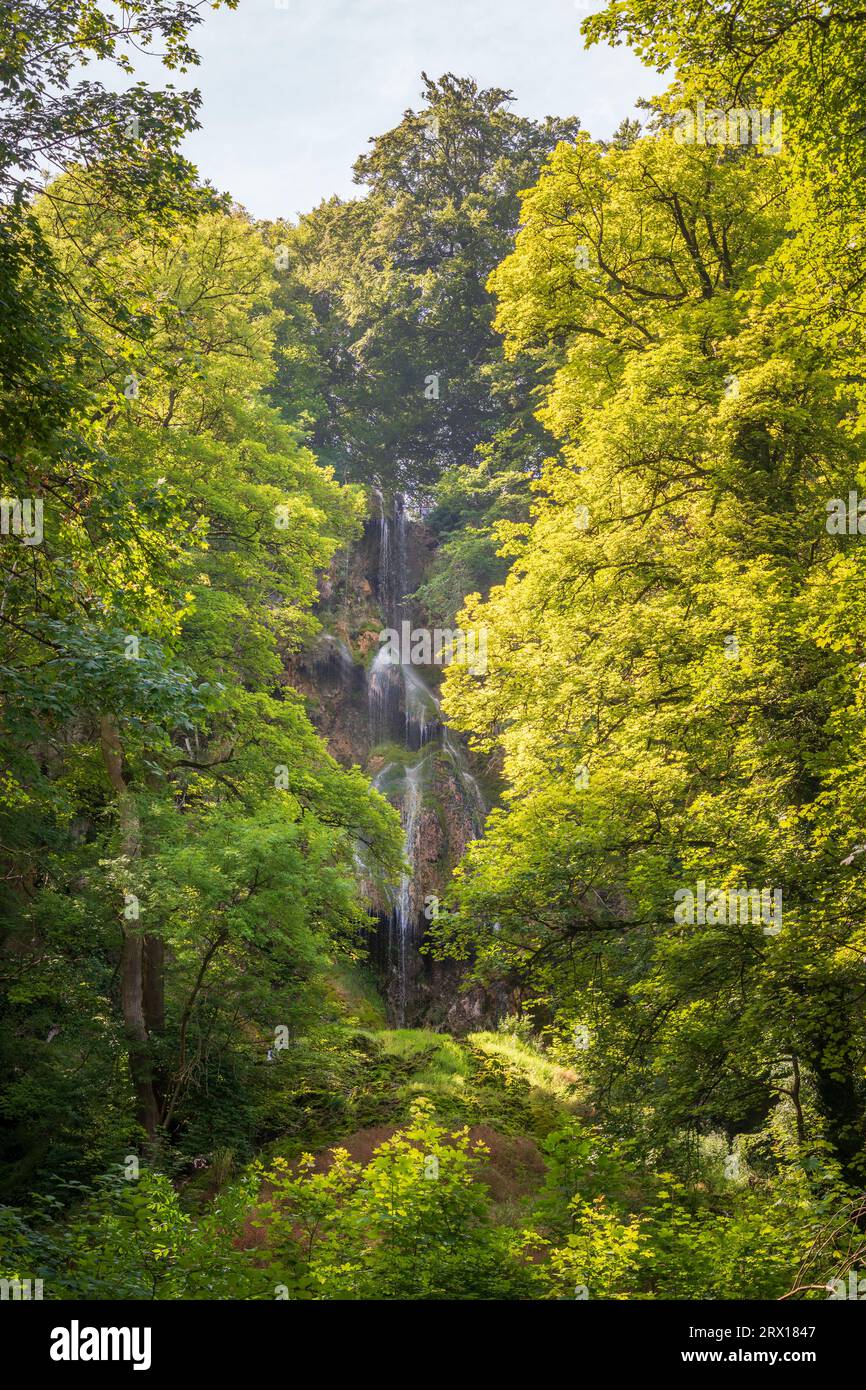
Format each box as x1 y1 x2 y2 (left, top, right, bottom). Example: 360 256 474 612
143 936 165 1034
99 714 160 1143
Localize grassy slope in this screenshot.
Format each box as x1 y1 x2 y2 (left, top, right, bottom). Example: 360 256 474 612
232 961 587 1228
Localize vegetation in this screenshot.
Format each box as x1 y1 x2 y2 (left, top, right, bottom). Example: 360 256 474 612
3 0 866 1303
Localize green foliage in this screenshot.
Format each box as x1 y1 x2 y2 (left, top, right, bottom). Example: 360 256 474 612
0 1 232 211
0 1169 262 1300
1 156 402 1197
255 1098 539 1300
5 0 866 1307
412 441 533 626
263 74 578 492
434 93 866 1184
534 1119 856 1300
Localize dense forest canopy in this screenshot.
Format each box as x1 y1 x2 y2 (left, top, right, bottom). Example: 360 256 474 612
3 0 866 1312
264 73 579 492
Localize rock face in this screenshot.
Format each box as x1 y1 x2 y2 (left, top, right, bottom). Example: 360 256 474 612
290 491 498 1028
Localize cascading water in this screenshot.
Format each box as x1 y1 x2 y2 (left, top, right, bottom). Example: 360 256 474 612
393 759 424 1027
442 730 487 838
373 487 408 632
368 642 401 743
374 487 391 612
365 492 486 1023
368 490 409 744
402 664 438 750
316 633 356 686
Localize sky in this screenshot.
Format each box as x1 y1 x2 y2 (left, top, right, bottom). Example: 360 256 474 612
154 0 659 220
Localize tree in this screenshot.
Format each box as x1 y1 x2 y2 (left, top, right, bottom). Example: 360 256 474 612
263 74 580 493
586 0 866 434
0 1 231 464
0 0 231 208
0 190 402 1171
434 121 866 1179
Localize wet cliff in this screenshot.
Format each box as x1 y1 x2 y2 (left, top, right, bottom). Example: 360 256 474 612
288 492 500 1028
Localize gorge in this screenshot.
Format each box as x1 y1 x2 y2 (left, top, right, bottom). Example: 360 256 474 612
5 6 866 1313
296 491 490 1027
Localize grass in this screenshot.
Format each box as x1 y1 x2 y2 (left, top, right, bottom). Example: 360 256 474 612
378 1028 473 1098
229 1019 589 1239
366 741 427 772
468 1031 581 1103
324 958 388 1030
367 1026 583 1139
316 961 584 1149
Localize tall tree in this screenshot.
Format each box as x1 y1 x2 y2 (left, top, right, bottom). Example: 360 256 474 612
263 74 579 493
434 122 866 1179
1 189 402 1167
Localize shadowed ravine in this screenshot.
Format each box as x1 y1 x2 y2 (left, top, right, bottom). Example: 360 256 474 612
365 493 486 1024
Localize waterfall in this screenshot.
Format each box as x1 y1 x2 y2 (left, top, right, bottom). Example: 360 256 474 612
374 487 408 632
402 663 439 750
374 487 391 620
316 633 356 685
393 759 424 1027
443 726 487 837
368 490 410 744
368 642 401 743
365 491 486 1024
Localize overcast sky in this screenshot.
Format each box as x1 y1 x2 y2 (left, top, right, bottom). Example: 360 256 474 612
156 0 657 220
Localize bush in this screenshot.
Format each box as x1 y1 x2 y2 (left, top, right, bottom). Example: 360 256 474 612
256 1098 540 1300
